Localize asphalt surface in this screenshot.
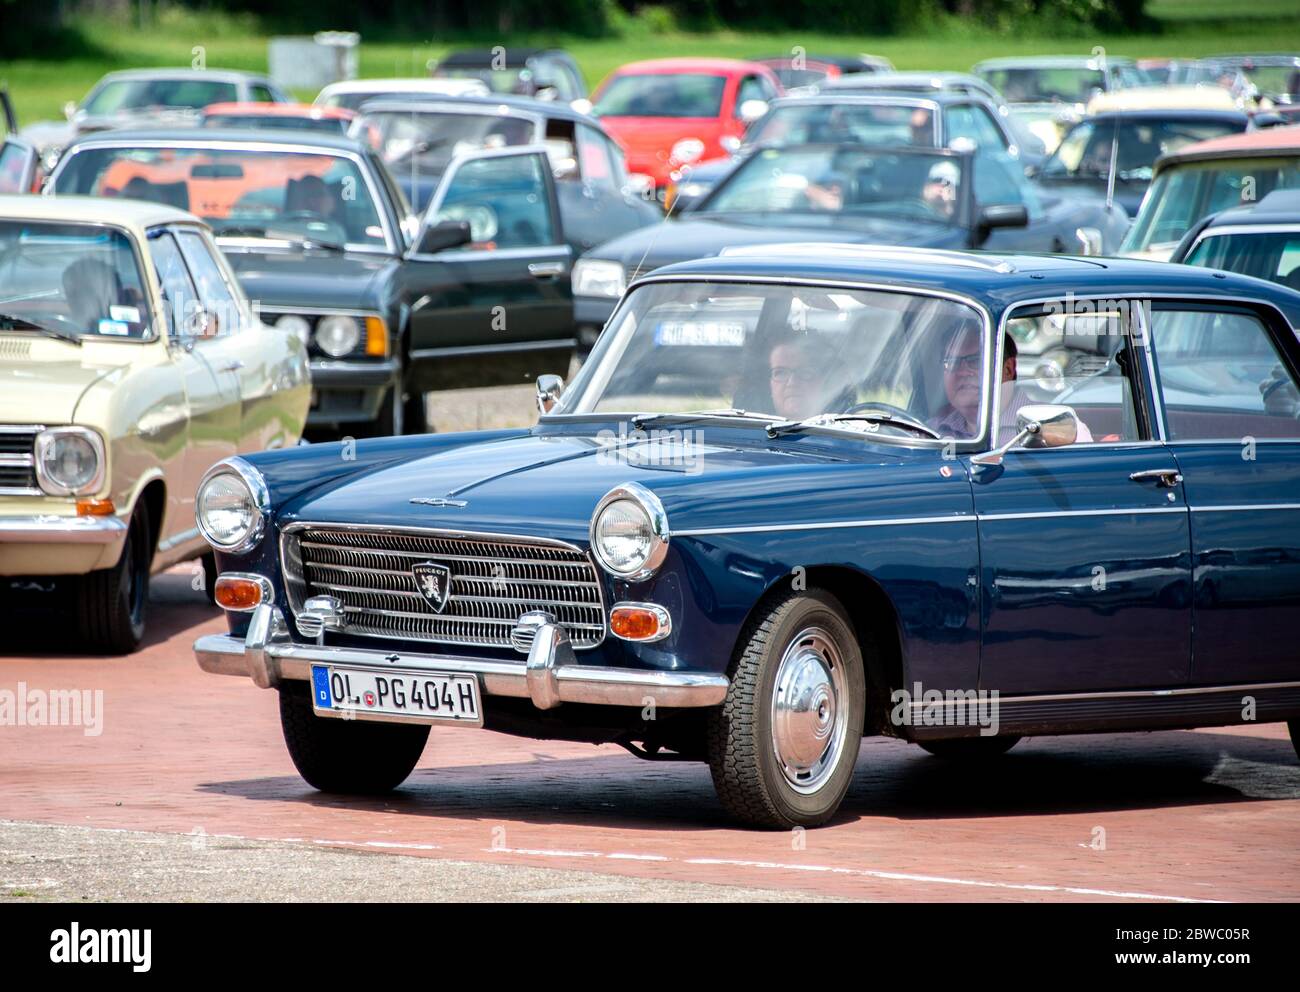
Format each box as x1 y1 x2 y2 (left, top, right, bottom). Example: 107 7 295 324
1 567 1297 902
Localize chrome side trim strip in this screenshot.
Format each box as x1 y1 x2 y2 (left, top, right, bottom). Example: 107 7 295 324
673 514 974 537
410 337 576 360
977 506 1187 522
915 680 1300 709
1188 503 1300 513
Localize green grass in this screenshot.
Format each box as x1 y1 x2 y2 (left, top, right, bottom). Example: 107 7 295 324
3 1 1299 126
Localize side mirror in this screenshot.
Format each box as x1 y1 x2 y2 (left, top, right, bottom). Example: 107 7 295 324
972 403 1078 466
536 374 564 414
738 99 768 123
416 219 472 254
978 203 1029 231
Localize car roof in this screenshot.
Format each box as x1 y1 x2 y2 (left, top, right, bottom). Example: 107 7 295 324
60 127 371 155
607 57 773 76
974 56 1129 70
357 92 597 124
317 78 487 95
201 102 355 120
1202 188 1300 227
95 68 271 83
436 48 560 67
0 193 200 234
1155 124 1300 172
639 244 1300 316
768 93 942 111
1085 107 1249 125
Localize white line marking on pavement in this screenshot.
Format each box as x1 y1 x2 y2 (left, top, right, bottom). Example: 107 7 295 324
486 848 1220 903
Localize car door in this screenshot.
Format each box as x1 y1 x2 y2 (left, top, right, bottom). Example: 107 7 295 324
149 228 239 545
1146 301 1300 685
968 300 1194 693
398 146 575 391
556 123 658 253
974 152 1064 253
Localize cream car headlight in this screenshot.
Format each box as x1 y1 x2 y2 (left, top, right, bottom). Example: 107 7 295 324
34 427 105 496
315 315 361 357
196 459 268 554
591 483 669 581
572 259 627 299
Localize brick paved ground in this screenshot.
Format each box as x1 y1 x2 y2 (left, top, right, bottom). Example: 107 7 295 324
1 568 1296 902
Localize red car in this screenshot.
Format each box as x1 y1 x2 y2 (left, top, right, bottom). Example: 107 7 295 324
591 58 783 196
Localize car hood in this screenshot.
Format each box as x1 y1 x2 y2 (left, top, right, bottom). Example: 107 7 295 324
0 346 124 423
221 248 399 312
1035 174 1146 216
589 214 964 273
283 427 925 546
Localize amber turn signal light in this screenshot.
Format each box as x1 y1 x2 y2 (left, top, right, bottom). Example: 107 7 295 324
76 498 115 516
609 604 670 642
364 316 389 357
214 575 267 612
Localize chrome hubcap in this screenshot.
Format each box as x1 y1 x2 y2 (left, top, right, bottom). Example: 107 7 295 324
770 626 848 794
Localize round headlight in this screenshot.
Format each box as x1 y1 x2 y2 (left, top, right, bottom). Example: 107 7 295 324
275 314 312 345
315 315 361 357
196 460 267 553
591 483 669 580
35 427 104 496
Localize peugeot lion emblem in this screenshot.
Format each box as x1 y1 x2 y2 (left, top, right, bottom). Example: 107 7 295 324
412 561 453 613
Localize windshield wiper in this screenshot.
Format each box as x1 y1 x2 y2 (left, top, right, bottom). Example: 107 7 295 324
630 409 780 430
767 412 939 439
0 312 81 345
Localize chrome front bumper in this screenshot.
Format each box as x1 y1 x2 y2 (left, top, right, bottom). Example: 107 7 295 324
193 604 728 711
0 514 127 543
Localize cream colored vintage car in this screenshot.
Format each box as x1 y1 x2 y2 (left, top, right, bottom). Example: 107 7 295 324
0 195 310 653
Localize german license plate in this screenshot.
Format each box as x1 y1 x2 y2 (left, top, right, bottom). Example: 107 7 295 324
310 665 481 725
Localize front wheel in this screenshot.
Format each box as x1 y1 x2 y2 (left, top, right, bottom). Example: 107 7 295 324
75 503 151 654
707 589 865 828
278 681 430 794
917 736 1021 760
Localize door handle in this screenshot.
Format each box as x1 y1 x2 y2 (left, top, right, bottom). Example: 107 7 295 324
220 360 244 373
1129 468 1183 488
528 261 566 278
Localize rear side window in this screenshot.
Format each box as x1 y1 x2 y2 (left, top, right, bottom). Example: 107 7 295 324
1150 307 1300 440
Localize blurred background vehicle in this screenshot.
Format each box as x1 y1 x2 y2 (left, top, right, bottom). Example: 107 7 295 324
1209 53 1300 106
972 55 1140 152
429 48 588 104
750 53 893 93
1170 188 1300 299
359 94 659 252
666 91 1038 213
21 69 289 174
1034 108 1250 216
313 77 488 111
589 57 783 199
1121 125 1300 260
0 89 44 194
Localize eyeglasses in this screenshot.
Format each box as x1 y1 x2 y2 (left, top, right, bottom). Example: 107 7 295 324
942 353 982 374
770 365 820 385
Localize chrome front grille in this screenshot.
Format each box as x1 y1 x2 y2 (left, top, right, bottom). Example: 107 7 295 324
281 524 606 650
0 426 41 494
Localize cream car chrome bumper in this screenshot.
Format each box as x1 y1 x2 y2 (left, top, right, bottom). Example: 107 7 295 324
194 604 729 711
0 514 128 575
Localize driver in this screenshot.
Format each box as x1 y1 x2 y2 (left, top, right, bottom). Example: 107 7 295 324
921 159 960 220
62 258 125 334
293 174 343 222
930 324 1092 444
803 170 846 212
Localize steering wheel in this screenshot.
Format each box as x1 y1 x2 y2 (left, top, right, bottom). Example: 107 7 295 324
842 401 936 436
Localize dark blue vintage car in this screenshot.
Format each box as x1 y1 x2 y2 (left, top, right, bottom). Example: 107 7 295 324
193 246 1300 827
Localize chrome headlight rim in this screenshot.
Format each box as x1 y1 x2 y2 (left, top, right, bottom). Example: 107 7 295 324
33 426 106 497
590 481 670 582
195 456 270 555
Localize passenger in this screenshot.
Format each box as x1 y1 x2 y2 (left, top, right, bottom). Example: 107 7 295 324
921 159 960 220
803 170 846 212
768 335 838 420
930 325 1092 444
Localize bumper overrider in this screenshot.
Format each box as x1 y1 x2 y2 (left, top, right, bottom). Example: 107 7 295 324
194 602 728 715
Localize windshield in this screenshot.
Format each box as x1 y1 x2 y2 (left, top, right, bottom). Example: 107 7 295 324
595 73 728 118
82 78 238 114
367 110 535 173
1184 229 1300 289
1044 118 1244 182
560 280 988 438
702 146 966 226
0 220 152 339
52 146 390 250
747 103 937 148
202 113 349 134
1123 156 1300 253
977 66 1104 104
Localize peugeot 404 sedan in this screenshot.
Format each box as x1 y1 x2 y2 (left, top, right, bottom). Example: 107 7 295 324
193 246 1300 827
